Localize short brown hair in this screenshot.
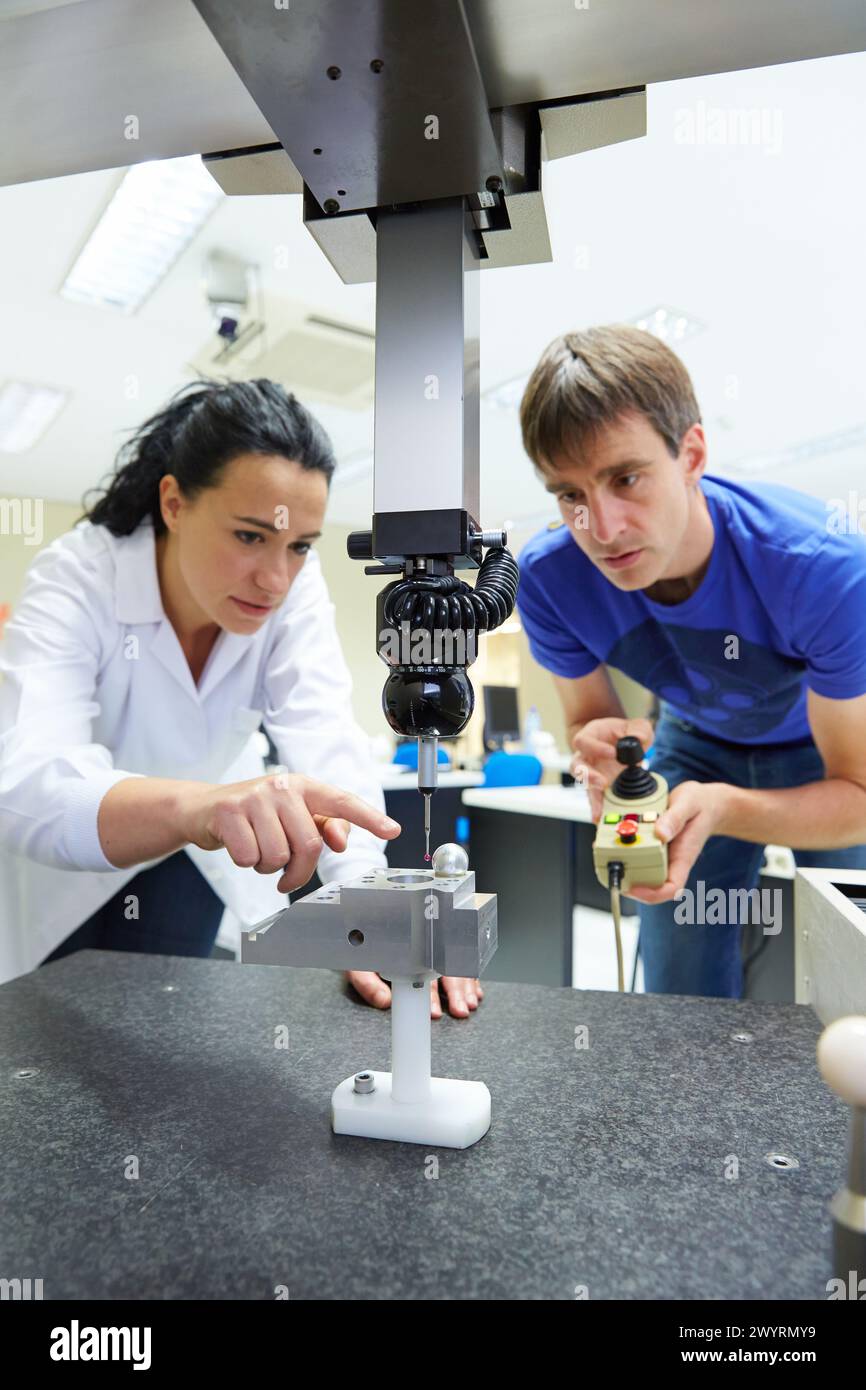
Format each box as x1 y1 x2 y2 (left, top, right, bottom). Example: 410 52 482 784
520 324 701 470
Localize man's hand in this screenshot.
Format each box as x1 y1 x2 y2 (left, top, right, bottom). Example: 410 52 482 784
346 971 484 1018
626 780 730 904
432 976 484 1019
571 716 656 820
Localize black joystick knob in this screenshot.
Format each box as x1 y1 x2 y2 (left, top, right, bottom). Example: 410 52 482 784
612 735 657 800
616 736 644 767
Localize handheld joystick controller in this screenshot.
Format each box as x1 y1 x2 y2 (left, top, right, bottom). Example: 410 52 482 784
592 735 669 895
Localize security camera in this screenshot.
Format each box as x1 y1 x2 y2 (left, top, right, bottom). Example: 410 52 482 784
216 314 240 342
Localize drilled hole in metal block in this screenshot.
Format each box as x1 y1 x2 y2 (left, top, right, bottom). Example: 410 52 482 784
388 872 431 885
348 929 364 946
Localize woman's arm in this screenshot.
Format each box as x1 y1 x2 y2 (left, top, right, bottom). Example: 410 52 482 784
0 533 398 887
98 771 400 893
0 534 142 871
258 551 392 882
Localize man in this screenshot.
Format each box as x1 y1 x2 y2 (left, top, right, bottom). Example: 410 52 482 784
516 324 866 997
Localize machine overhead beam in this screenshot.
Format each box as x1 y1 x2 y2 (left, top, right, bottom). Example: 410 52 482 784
2 0 865 188
191 0 504 215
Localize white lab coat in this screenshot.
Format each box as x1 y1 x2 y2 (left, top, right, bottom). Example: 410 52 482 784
0 518 388 984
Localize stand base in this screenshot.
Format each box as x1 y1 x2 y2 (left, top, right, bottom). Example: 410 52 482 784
331 1071 491 1149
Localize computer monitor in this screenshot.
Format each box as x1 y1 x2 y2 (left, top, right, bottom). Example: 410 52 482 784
483 685 520 751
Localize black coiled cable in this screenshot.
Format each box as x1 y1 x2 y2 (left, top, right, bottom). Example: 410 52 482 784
381 547 519 648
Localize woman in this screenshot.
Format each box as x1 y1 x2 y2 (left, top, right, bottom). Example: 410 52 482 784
0 379 483 1018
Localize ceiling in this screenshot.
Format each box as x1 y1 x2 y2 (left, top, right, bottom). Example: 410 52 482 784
0 47 864 539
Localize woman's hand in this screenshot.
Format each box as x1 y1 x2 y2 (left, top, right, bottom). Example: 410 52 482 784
181 773 401 893
570 715 656 820
347 971 484 1018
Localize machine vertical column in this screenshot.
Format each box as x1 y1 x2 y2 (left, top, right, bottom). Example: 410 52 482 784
373 200 480 521
390 978 433 1103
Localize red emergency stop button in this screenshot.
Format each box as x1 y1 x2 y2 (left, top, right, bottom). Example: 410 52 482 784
617 818 639 844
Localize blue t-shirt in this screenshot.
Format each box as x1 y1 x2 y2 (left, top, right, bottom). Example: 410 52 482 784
517 474 866 745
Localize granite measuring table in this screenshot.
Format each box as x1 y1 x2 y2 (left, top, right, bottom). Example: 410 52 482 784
0 950 845 1300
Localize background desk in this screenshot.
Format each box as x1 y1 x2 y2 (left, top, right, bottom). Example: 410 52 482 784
0 951 843 1300
461 785 621 987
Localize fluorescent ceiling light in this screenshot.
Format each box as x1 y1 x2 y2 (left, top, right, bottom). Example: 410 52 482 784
629 305 705 342
724 423 866 476
0 381 67 452
60 156 222 314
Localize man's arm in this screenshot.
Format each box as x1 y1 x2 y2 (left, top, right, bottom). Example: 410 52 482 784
628 690 866 904
714 690 866 849
552 666 627 750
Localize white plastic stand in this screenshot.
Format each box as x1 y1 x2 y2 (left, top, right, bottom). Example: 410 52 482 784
331 975 491 1148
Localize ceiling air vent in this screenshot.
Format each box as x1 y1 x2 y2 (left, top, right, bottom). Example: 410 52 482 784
192 309 374 410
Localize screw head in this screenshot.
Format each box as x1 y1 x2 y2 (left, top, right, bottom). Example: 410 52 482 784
323 198 340 215
326 65 341 80
353 1071 375 1094
370 59 384 73
485 175 503 193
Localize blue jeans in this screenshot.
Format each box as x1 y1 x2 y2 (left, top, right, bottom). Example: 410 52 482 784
41 851 225 965
638 711 866 998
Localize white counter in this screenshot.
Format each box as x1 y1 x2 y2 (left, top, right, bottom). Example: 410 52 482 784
378 767 485 793
461 789 799 884
461 784 593 823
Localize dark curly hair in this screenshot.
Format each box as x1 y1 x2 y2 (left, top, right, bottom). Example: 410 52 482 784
81 378 336 537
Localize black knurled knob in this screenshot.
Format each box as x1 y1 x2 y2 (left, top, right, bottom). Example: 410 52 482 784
347 530 373 561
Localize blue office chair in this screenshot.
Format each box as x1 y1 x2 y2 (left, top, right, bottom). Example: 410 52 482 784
392 742 451 770
482 751 543 787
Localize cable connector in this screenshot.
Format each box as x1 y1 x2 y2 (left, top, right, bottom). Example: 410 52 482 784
608 861 625 992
